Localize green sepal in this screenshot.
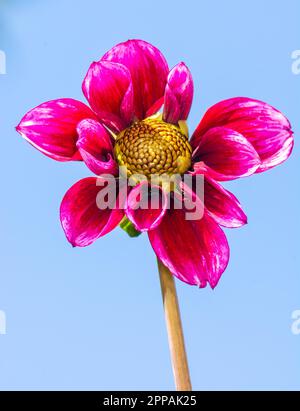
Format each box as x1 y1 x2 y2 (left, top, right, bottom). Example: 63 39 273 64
119 216 142 238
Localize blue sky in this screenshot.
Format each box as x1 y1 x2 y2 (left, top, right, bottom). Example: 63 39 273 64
0 0 299 390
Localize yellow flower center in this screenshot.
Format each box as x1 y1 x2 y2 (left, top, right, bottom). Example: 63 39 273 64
114 118 192 179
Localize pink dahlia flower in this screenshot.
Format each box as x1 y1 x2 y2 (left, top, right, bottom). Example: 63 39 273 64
16 39 294 289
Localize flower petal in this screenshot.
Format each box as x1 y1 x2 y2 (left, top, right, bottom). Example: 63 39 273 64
191 97 294 172
82 61 134 133
146 96 164 117
163 62 194 124
203 175 247 228
60 177 124 247
102 39 169 120
16 99 97 161
192 126 261 180
148 189 229 288
76 119 118 176
125 182 168 231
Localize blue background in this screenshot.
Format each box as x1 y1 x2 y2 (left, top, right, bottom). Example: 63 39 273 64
0 0 299 390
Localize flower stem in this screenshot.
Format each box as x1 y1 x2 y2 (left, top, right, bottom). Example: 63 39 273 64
157 258 192 391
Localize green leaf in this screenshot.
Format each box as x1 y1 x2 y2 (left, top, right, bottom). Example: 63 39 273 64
119 217 142 238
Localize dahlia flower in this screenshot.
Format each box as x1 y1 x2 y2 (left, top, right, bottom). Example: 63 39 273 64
17 39 294 289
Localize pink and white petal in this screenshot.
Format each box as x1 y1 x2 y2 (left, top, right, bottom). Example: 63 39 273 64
203 175 247 228
82 61 134 133
163 62 194 124
191 161 246 183
60 177 124 247
146 96 164 117
192 126 261 180
76 119 118 176
191 97 294 172
102 39 169 120
125 182 168 231
16 99 97 161
148 191 230 288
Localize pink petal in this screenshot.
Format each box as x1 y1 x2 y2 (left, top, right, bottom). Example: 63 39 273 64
16 99 97 161
76 119 118 176
82 61 134 133
125 182 168 231
102 39 169 120
191 97 294 172
148 190 230 288
203 175 247 228
163 62 194 124
192 126 261 180
60 177 124 247
146 96 164 117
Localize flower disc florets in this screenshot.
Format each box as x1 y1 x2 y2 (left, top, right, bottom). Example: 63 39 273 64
114 118 192 179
